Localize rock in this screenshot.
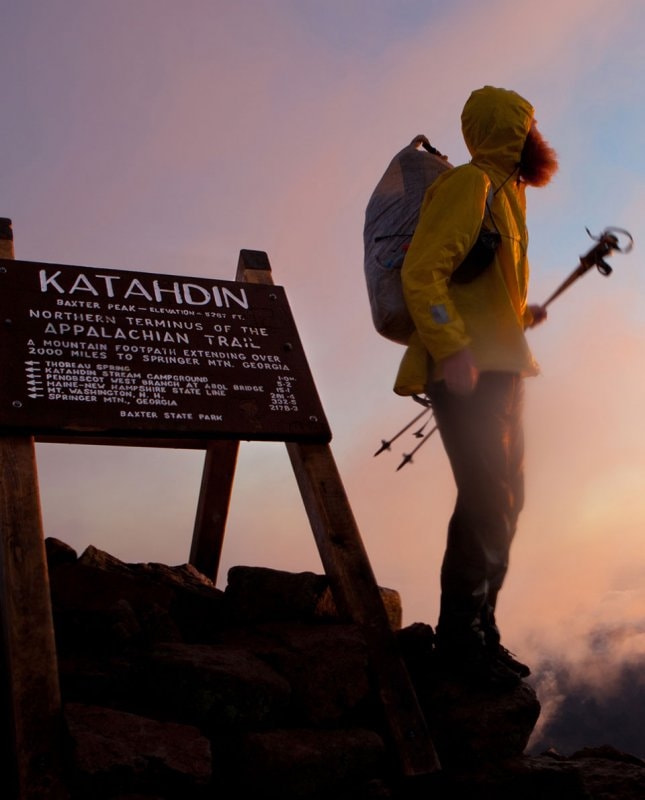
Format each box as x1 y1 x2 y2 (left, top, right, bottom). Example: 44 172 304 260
65 702 211 798
50 558 181 651
570 744 645 767
234 728 387 799
425 679 540 767
569 746 645 800
141 642 292 732
40 540 645 798
48 543 227 653
216 621 373 726
225 565 329 623
45 536 78 567
397 621 540 766
442 754 589 799
58 652 138 710
225 565 402 629
463 751 645 800
315 585 403 630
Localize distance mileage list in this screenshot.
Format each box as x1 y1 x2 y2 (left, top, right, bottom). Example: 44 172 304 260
270 376 298 412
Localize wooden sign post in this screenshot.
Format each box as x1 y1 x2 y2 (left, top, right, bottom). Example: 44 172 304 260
0 218 68 799
191 250 441 779
0 238 440 794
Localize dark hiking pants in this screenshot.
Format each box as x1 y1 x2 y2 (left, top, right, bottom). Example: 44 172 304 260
427 371 525 647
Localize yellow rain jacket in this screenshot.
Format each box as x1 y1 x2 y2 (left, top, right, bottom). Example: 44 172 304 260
394 86 540 396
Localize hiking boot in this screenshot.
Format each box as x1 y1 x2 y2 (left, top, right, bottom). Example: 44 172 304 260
435 639 522 689
492 644 531 678
478 606 531 678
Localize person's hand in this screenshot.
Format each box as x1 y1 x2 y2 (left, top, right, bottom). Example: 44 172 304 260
527 304 547 328
442 348 479 395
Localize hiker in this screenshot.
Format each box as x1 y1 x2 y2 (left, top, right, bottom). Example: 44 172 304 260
394 86 558 686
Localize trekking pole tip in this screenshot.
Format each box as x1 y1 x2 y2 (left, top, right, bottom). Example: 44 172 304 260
374 440 391 457
396 454 413 471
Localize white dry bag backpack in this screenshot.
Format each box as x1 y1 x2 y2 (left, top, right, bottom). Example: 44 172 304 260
363 135 452 345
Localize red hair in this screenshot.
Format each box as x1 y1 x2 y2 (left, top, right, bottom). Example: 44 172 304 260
519 126 559 187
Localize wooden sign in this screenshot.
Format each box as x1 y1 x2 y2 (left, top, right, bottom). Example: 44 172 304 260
0 238 441 793
0 259 331 445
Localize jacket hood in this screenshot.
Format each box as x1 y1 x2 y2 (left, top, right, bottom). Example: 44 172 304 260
461 86 534 174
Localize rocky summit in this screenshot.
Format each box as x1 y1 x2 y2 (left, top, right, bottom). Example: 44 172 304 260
27 538 645 798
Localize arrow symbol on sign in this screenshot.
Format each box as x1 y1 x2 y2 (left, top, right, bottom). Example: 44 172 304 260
28 393 44 399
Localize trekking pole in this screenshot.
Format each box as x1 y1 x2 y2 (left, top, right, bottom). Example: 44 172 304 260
373 405 431 457
543 226 634 308
397 423 439 471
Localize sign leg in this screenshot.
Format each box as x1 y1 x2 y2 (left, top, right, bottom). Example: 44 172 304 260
286 441 441 777
233 250 440 777
0 436 68 798
190 439 239 582
0 218 67 797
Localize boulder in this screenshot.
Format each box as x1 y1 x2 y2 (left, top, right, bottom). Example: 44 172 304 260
65 702 211 798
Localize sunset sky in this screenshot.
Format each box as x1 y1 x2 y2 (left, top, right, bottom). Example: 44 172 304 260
2 0 645 752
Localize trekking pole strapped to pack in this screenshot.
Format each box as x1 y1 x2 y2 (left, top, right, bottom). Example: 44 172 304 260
396 421 439 471
373 404 432 457
374 394 439 470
